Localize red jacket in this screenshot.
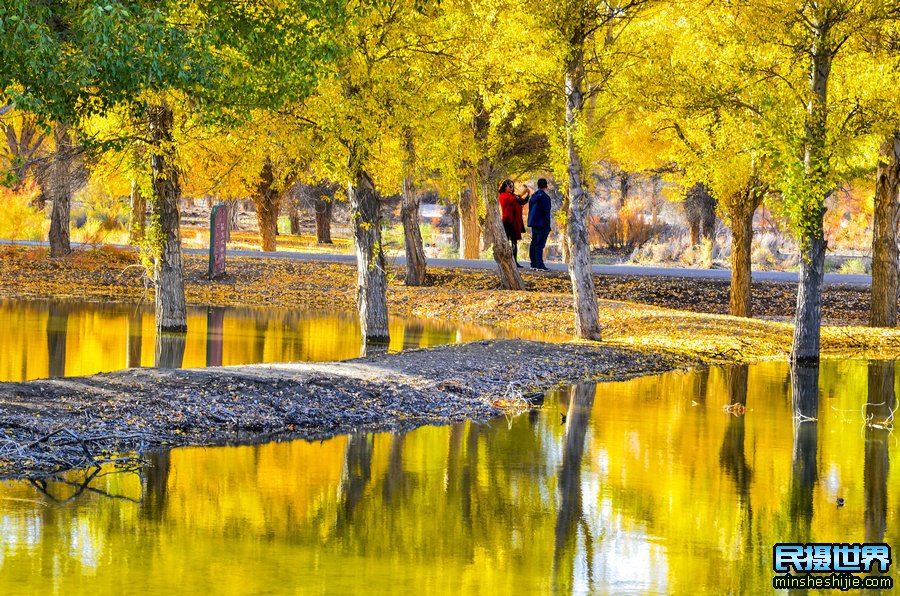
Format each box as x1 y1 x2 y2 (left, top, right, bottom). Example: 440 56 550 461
499 191 527 233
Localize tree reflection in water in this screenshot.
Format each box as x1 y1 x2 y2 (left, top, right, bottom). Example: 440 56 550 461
46 303 68 378
337 433 374 531
5 361 900 595
28 467 142 506
205 307 224 367
460 422 479 526
402 322 425 352
719 364 752 501
126 309 142 369
154 331 186 369
1 300 488 382
864 361 893 595
359 340 389 358
719 363 754 573
141 451 171 522
790 363 819 541
382 432 408 504
552 382 596 594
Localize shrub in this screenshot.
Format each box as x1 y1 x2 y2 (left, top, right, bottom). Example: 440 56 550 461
750 232 795 270
589 202 656 251
630 231 689 264
70 218 129 246
77 182 129 229
420 223 435 247
630 229 726 270
380 222 404 250
836 258 869 275
438 244 459 259
0 184 46 241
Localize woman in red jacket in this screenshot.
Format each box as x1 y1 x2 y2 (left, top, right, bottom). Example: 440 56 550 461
498 179 530 267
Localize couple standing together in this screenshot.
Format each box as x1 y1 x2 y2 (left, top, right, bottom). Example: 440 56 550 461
498 178 552 270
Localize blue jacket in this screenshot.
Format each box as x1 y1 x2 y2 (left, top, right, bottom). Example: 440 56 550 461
527 189 552 230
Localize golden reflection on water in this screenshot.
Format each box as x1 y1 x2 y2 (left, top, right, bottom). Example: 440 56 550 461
0 299 504 382
1 360 898 594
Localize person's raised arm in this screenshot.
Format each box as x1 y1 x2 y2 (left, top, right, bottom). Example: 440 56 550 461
516 185 531 205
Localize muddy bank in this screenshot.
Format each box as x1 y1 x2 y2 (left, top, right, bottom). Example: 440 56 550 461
0 339 697 478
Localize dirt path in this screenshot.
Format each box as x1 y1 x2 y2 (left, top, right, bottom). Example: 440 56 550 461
0 339 695 479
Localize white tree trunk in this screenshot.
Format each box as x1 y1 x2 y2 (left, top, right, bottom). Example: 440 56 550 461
564 45 601 340
349 161 389 344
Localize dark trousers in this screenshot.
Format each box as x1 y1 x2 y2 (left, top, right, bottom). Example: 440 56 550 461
529 227 550 268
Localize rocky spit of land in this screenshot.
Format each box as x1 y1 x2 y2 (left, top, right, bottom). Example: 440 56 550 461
0 339 697 479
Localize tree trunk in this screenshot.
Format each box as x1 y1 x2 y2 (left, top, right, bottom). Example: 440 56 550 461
791 40 832 364
701 205 716 241
148 100 187 332
287 200 301 235
349 157 389 344
401 129 427 286
459 175 480 259
869 133 900 327
252 158 280 252
684 183 715 246
730 205 753 318
479 173 491 252
564 44 602 340
479 166 525 290
689 220 700 246
129 179 146 245
559 192 571 264
48 122 73 258
792 234 826 363
618 171 628 207
728 184 762 318
650 175 661 228
315 195 333 243
449 201 461 252
224 197 239 237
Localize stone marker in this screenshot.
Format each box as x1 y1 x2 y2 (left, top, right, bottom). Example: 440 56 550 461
209 204 227 278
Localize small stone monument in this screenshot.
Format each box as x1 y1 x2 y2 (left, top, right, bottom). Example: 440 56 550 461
209 204 227 278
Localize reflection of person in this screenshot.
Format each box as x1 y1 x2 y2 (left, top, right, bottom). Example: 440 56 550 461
528 178 552 271
498 179 530 267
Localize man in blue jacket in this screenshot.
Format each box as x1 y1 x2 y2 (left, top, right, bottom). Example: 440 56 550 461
527 178 552 270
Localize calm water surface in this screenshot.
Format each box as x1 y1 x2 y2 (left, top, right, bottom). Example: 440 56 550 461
0 299 507 382
1 359 898 594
